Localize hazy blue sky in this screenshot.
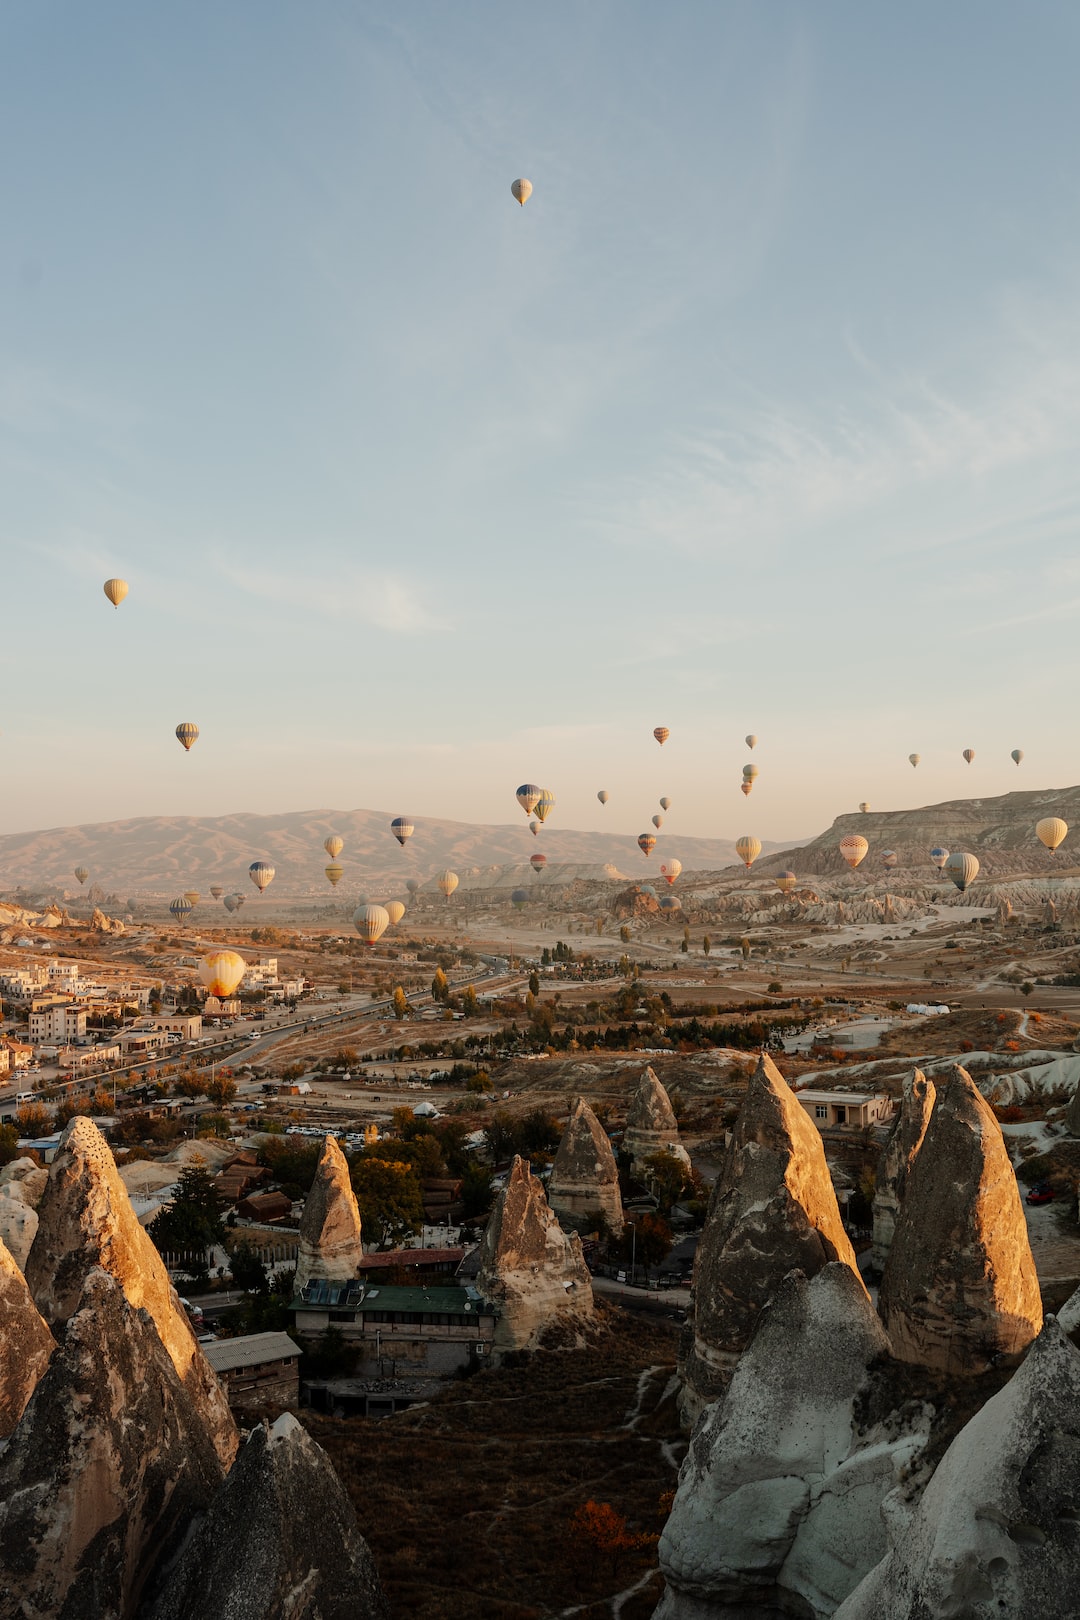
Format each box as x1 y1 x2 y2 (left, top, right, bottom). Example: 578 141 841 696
4 2 1080 844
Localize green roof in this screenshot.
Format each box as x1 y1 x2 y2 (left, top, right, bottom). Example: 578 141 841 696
292 1281 495 1316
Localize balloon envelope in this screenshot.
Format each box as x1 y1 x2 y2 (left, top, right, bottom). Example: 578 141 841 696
74 867 89 885
638 833 657 857
516 784 541 816
1012 749 1024 766
945 851 979 892
839 835 869 869
659 894 680 912
103 578 128 608
223 894 240 913
859 803 870 814
653 726 669 746
775 871 797 894
199 950 246 998
183 891 200 907
248 861 275 894
745 734 757 750
652 814 663 829
353 903 390 945
169 896 193 922
735 835 761 869
659 859 681 886
530 853 546 874
659 797 671 811
324 835 344 861
438 870 459 899
511 887 528 909
909 753 920 767
390 817 414 846
406 879 420 895
930 847 949 870
962 748 975 764
324 864 344 887
209 886 224 900
740 782 752 796
882 850 898 868
1036 817 1068 853
385 900 406 925
529 820 539 837
597 790 609 805
534 790 555 824
175 722 199 752
511 178 532 206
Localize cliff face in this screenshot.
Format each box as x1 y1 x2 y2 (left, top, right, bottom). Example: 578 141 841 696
548 1097 624 1235
879 1067 1042 1374
679 1054 864 1427
25 1115 238 1469
295 1133 364 1292
476 1156 594 1355
870 1070 935 1273
624 1065 691 1177
0 1235 54 1438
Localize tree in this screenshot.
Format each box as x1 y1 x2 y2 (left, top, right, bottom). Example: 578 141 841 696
568 1500 655 1577
149 1164 224 1258
204 1072 237 1108
174 1070 206 1099
431 967 449 1003
642 1149 691 1213
740 937 751 960
528 971 540 996
619 925 631 944
622 1211 673 1272
461 1161 494 1218
349 1157 423 1245
0 1123 20 1167
1021 982 1035 998
703 935 711 956
461 985 479 1017
15 1102 50 1136
229 1240 270 1294
392 986 409 1021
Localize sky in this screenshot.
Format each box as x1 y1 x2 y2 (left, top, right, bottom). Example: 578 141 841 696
4 2 1080 845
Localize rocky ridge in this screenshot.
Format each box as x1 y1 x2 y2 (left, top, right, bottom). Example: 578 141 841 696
624 1065 691 1178
476 1155 594 1355
870 1070 935 1273
294 1133 364 1292
548 1096 624 1235
0 1235 54 1438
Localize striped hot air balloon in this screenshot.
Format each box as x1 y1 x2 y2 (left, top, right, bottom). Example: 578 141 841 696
735 836 761 870
962 748 975 765
534 790 555 824
930 847 949 873
390 817 414 847
516 784 542 816
653 726 670 746
324 864 344 888
199 950 246 998
638 833 657 857
169 896 194 924
353 903 390 946
438 870 459 900
248 861 275 894
530 853 547 875
945 851 979 892
775 871 797 894
103 578 128 609
175 722 199 753
74 867 89 885
183 891 200 908
324 835 344 861
839 835 869 869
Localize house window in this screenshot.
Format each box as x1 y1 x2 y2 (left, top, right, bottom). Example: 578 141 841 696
814 1105 827 1120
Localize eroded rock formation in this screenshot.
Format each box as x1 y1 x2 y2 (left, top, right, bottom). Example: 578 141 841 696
624 1065 691 1178
679 1053 864 1426
834 1318 1080 1619
879 1066 1042 1374
25 1115 238 1467
0 1268 224 1620
476 1156 594 1355
294 1132 364 1292
870 1069 935 1273
0 1235 54 1438
548 1097 624 1235
140 1413 388 1620
658 1265 930 1620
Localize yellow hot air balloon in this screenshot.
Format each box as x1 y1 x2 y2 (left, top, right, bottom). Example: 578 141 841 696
324 863 344 887
775 870 797 894
742 764 759 781
962 748 975 765
1036 817 1068 853
745 734 758 750
198 950 246 998
324 835 344 861
353 903 390 946
438 870 459 900
386 900 406 926
735 835 761 870
183 890 200 908
511 177 533 206
175 722 199 752
839 835 869 869
659 858 682 886
534 790 555 824
653 726 670 746
103 578 128 609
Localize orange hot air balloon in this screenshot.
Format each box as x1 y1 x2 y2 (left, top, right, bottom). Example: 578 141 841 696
530 853 547 875
740 782 752 796
653 726 669 746
839 835 869 870
199 950 246 998
103 577 128 609
638 833 657 857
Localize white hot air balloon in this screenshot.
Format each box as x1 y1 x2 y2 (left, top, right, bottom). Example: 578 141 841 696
659 859 682 886
745 734 758 750
945 851 980 892
839 835 869 870
438 870 459 900
353 903 390 946
597 790 610 805
1036 817 1068 853
511 178 533 207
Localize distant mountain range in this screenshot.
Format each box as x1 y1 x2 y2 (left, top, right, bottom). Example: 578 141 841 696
0 808 801 897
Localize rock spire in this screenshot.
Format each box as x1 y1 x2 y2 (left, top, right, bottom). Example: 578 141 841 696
295 1133 364 1293
0 1235 54 1439
624 1065 690 1177
476 1156 594 1355
548 1097 624 1235
879 1066 1042 1374
679 1053 864 1425
871 1069 935 1273
24 1115 238 1468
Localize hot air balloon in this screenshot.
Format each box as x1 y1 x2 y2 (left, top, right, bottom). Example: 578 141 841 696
174 723 200 756
740 782 752 796
735 836 761 870
839 835 869 870
638 833 657 857
324 864 344 888
659 797 671 811
859 803 870 814
511 177 532 206
529 820 539 837
516 784 542 816
742 764 759 782
909 754 920 768
653 726 669 746
652 814 664 830
530 853 547 875
775 871 797 894
74 867 89 885
659 894 681 912
223 894 240 913
103 578 128 609
248 861 275 894
597 790 610 805
324 835 344 861
534 789 555 824
438 870 459 900
390 817 414 847
1036 817 1068 853
183 891 200 908
511 887 528 910
945 851 979 892
882 850 898 869
406 879 420 896
385 900 406 926
930 847 949 872
1011 749 1024 766
962 748 975 765
199 950 246 998
209 885 224 900
169 896 193 924
659 858 682 886
745 734 758 750
353 903 390 946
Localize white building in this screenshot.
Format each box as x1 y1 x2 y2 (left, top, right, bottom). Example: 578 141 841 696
145 1013 202 1039
797 1090 894 1131
0 967 49 1002
29 998 88 1046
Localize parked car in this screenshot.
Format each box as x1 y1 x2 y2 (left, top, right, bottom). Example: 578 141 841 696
1025 1183 1056 1205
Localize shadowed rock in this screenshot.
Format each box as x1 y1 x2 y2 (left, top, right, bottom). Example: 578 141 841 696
0 1235 54 1438
679 1053 864 1427
295 1133 363 1293
834 1319 1080 1619
625 1066 691 1178
476 1156 594 1355
871 1070 935 1272
0 1268 224 1620
879 1066 1042 1374
1065 1074 1080 1136
658 1265 929 1620
548 1097 624 1235
138 1412 388 1620
24 1115 238 1468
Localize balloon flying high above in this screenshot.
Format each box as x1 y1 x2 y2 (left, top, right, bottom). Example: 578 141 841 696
511 178 532 206
103 578 128 609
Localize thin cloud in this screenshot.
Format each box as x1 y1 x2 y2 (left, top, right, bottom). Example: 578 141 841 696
217 562 448 634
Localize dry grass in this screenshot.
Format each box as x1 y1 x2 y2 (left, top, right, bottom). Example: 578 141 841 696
302 1302 683 1619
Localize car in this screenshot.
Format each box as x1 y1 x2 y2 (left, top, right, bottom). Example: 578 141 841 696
1025 1184 1056 1205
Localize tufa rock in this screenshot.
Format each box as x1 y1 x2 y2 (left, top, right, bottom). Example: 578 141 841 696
658 1265 929 1620
476 1156 594 1355
138 1412 388 1620
0 1234 54 1438
870 1069 935 1273
548 1097 624 1235
1065 1074 1080 1136
0 1188 39 1271
624 1065 691 1178
679 1053 864 1427
294 1133 364 1293
24 1115 238 1468
879 1066 1042 1374
0 1268 225 1620
0 1156 50 1205
834 1318 1080 1620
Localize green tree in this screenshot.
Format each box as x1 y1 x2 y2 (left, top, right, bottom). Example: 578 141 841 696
149 1164 225 1257
0 1123 20 1167
229 1240 270 1294
528 971 540 995
461 1160 494 1218
642 1149 691 1214
350 1157 423 1245
392 985 409 1021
